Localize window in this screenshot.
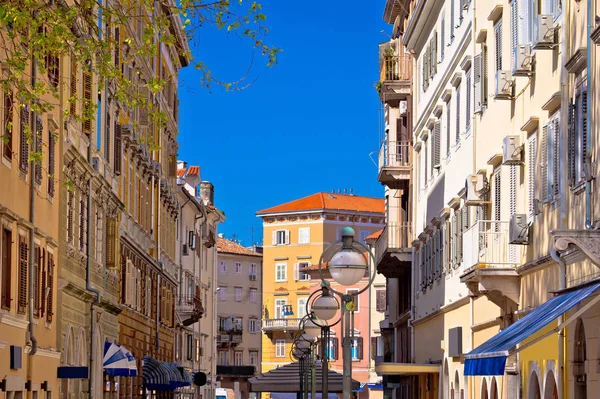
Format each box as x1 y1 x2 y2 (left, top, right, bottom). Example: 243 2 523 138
175 333 181 361
272 229 290 246
347 289 359 312
423 137 428 186
249 351 259 367
250 263 257 276
275 263 287 282
494 19 503 72
440 15 445 61
446 101 452 154
220 261 227 273
359 229 370 243
218 351 228 366
527 133 538 221
433 120 441 169
298 227 310 244
325 338 338 360
294 263 310 281
455 82 461 142
376 289 386 312
3 91 13 161
233 317 243 332
250 288 257 303
95 210 103 263
450 0 455 41
234 351 243 366
569 88 588 186
219 287 227 301
541 113 560 203
351 337 363 361
297 297 308 319
48 127 55 196
248 318 260 333
19 104 29 173
186 334 193 361
275 339 286 358
235 287 242 302
235 262 242 274
79 194 87 251
465 68 472 131
1 228 11 310
274 299 287 319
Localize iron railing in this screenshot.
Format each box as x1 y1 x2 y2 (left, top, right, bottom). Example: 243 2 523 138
378 140 412 170
380 54 413 82
262 318 302 330
463 220 519 269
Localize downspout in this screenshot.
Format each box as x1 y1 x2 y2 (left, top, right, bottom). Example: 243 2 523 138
155 181 161 351
550 247 566 399
28 41 38 359
585 0 594 229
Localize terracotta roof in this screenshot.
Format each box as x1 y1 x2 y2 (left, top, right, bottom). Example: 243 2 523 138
217 238 262 257
187 166 200 176
366 229 384 240
177 168 187 177
256 192 385 215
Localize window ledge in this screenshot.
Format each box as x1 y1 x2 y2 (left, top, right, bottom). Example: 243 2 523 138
570 183 586 195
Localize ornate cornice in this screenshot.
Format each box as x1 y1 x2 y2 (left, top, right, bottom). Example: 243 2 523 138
551 229 600 267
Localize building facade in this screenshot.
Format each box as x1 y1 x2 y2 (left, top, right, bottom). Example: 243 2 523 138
256 192 385 394
216 237 263 399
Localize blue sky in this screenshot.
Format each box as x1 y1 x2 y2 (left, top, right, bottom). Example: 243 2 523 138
177 0 389 246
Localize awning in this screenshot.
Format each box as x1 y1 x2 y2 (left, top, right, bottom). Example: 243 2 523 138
374 363 440 376
57 366 89 379
465 281 600 376
271 394 338 399
367 383 383 390
353 382 368 393
103 342 137 377
143 357 191 391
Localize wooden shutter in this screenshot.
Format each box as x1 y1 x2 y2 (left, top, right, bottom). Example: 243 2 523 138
527 135 538 218
432 34 437 76
2 229 11 309
46 252 54 322
424 137 428 183
106 218 117 269
441 17 445 60
4 92 13 160
483 46 489 104
438 228 444 276
40 248 46 317
139 85 149 128
79 195 86 251
495 19 503 71
284 230 290 245
433 232 439 280
568 100 577 185
473 54 482 113
34 115 42 184
67 191 74 243
19 104 29 172
443 222 450 272
376 289 386 311
433 121 441 167
33 244 40 317
18 235 27 314
494 170 502 222
70 57 77 116
82 70 92 134
456 208 464 264
509 165 517 217
371 337 377 359
540 124 549 202
114 122 122 175
446 101 452 154
358 337 363 360
114 27 120 68
552 116 560 199
418 250 424 289
105 106 111 164
46 52 59 88
581 90 588 181
48 127 55 197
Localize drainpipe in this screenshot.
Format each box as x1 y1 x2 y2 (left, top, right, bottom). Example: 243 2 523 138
550 247 566 399
28 47 38 360
585 0 594 229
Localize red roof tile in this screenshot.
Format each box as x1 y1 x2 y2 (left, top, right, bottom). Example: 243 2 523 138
366 229 384 240
257 192 384 215
217 238 262 257
177 168 187 177
187 166 200 176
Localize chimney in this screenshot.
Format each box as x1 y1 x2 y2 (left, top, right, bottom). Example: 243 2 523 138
200 181 215 206
177 160 187 170
218 233 224 238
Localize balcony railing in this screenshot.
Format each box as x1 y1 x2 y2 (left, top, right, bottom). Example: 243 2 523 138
463 220 519 269
217 334 231 344
380 54 412 82
378 140 411 170
177 295 203 313
262 318 302 330
375 222 412 265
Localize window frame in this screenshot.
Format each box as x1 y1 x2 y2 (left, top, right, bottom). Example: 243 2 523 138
234 286 242 302
298 227 310 244
275 339 286 358
275 263 287 282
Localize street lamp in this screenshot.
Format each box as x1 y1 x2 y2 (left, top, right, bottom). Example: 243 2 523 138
311 294 340 321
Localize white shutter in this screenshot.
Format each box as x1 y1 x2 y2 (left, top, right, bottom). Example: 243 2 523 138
433 121 441 167
552 116 560 199
518 0 532 44
424 137 428 182
466 68 472 130
495 19 503 71
272 231 277 245
446 101 452 154
294 263 299 281
441 16 445 60
450 0 455 40
581 90 588 180
540 124 549 202
494 169 502 222
547 121 555 201
510 165 517 217
510 0 518 71
455 83 461 141
473 54 482 113
284 230 290 245
527 134 538 220
458 208 465 263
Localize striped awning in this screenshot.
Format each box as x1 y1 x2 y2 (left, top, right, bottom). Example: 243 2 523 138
143 357 192 391
103 342 137 377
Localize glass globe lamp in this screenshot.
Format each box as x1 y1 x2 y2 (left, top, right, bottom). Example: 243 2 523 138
328 249 367 286
312 294 339 321
303 317 324 339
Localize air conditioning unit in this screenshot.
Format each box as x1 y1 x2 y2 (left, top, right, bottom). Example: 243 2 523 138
509 214 530 245
534 14 555 49
502 135 522 165
182 244 189 256
465 174 488 205
91 156 100 172
249 274 257 281
514 44 533 76
495 70 514 99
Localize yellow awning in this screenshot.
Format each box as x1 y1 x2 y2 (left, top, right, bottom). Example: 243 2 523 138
375 363 440 376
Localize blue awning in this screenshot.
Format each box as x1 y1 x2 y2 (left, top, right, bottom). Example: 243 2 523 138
465 282 600 376
353 383 368 392
103 341 137 376
143 357 191 391
367 383 383 390
57 366 89 379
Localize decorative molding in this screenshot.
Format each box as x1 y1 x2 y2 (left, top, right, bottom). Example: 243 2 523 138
0 314 30 329
541 92 561 113
476 29 488 44
487 5 503 22
551 229 600 267
411 297 470 326
487 153 503 168
564 47 587 75
521 117 539 134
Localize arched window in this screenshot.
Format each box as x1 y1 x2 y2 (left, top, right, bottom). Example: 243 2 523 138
481 378 488 399
454 370 461 399
443 360 449 399
490 377 498 399
544 370 558 399
573 318 587 399
528 371 541 399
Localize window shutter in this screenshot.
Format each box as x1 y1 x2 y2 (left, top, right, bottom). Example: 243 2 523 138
527 135 538 219
284 230 290 245
518 0 532 44
441 17 445 60
495 20 503 71
568 100 576 185
376 290 386 311
358 337 363 360
371 337 377 359
552 116 560 199
457 209 464 264
34 115 42 184
456 83 461 141
510 0 518 71
418 250 424 289
581 90 588 180
333 338 339 360
139 85 149 128
19 104 29 173
46 252 54 322
433 121 441 167
424 138 428 183
446 101 452 154
82 71 93 134
18 235 27 314
272 231 277 245
33 245 40 317
540 124 549 202
48 127 55 197
494 169 502 221
70 58 77 116
483 46 489 104
294 263 299 281
114 27 120 68
443 221 450 272
439 228 445 275
509 165 517 218
105 106 111 164
473 54 482 114
432 33 438 75
450 0 455 40
465 69 471 130
114 122 122 175
4 92 13 161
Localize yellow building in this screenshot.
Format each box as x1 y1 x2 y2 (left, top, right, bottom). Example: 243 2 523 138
256 192 385 377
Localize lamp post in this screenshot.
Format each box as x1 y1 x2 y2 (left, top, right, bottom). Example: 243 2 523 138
310 227 376 399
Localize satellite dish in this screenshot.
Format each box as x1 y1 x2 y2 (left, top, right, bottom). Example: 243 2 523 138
194 372 208 387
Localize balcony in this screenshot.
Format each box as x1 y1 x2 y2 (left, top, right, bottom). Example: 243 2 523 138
375 222 412 278
378 54 412 105
378 140 412 189
217 365 256 377
176 294 204 327
460 221 520 307
262 318 302 336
